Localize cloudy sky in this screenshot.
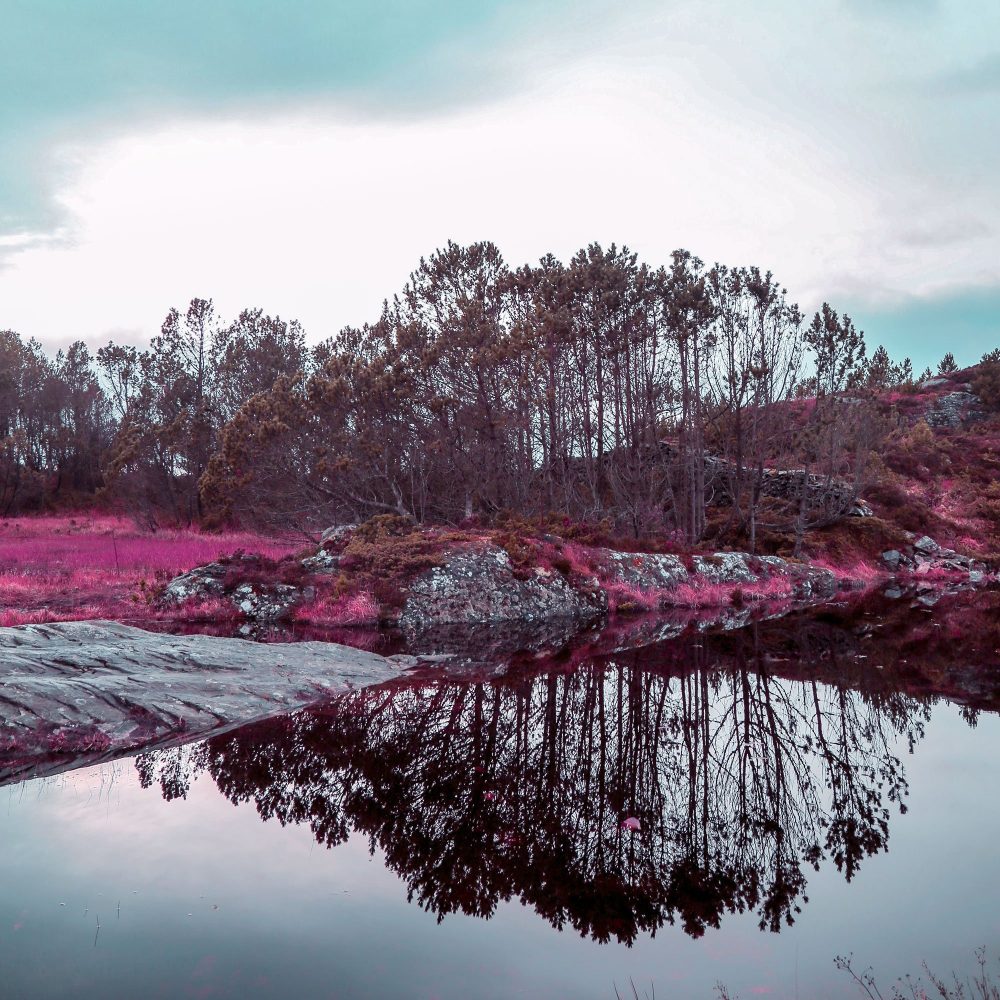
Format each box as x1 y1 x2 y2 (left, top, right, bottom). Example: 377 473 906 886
2 0 998 370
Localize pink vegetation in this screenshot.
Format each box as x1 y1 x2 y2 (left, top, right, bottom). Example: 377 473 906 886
603 574 802 614
292 590 381 627
0 514 298 627
810 557 883 585
662 576 794 608
604 582 662 613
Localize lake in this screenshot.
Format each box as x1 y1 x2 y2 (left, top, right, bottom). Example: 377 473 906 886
2 588 1000 999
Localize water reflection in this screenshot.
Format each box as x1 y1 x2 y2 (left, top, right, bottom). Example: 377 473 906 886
136 634 933 944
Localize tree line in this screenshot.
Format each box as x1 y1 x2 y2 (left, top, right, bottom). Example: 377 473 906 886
0 240 966 542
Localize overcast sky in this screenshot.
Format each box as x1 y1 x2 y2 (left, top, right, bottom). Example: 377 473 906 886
1 0 998 371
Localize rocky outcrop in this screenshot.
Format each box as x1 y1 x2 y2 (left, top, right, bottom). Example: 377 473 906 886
399 544 602 633
0 620 401 785
924 390 984 429
162 555 311 621
161 525 983 634
657 442 873 518
600 548 837 599
601 550 688 589
159 528 860 633
880 534 986 580
748 469 874 518
397 542 840 633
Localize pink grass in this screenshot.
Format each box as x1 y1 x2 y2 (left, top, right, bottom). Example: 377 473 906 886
0 514 299 625
660 580 751 608
604 582 661 614
810 556 883 584
292 590 381 626
603 574 797 613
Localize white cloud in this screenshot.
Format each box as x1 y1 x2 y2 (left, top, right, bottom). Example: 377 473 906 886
1 1 998 352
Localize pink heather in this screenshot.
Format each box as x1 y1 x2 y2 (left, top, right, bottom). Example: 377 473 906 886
0 515 298 625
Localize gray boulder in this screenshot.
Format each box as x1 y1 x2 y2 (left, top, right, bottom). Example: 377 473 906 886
924 391 983 429
601 550 689 589
232 582 303 621
881 550 903 571
692 552 757 584
161 562 227 604
0 620 400 786
301 550 340 573
320 523 358 546
399 544 601 633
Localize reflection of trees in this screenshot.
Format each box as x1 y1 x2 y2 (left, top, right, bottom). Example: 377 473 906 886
137 649 928 944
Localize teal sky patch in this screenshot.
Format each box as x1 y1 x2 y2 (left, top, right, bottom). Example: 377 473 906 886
849 287 1000 373
1 0 574 229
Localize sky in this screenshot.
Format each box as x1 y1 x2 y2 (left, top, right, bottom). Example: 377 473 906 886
1 0 998 372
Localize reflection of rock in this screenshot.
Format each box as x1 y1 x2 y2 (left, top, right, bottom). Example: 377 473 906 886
0 620 399 785
401 616 595 670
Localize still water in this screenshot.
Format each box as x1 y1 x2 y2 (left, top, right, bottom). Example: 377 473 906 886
2 593 1000 999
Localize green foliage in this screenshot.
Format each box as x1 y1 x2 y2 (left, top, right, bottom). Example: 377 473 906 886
888 420 950 475
336 515 452 607
975 483 1000 530
938 351 959 373
972 359 1000 411
805 304 867 396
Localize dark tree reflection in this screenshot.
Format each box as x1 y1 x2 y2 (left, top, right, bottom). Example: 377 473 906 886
136 641 930 945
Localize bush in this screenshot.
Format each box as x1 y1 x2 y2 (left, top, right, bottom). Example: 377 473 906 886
884 420 950 477
335 515 450 608
975 483 1000 529
972 359 1000 412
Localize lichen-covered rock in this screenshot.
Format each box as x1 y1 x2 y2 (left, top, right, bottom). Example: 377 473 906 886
601 551 689 589
161 562 227 604
320 523 358 547
692 552 758 584
399 544 600 633
924 391 983 429
301 550 340 573
231 582 302 621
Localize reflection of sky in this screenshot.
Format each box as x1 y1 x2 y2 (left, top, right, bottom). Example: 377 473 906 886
2 703 999 1000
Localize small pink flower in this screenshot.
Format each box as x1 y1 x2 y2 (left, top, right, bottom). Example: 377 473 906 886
621 817 641 832
484 791 496 801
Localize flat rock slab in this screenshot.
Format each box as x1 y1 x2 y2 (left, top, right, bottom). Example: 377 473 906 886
0 620 401 785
